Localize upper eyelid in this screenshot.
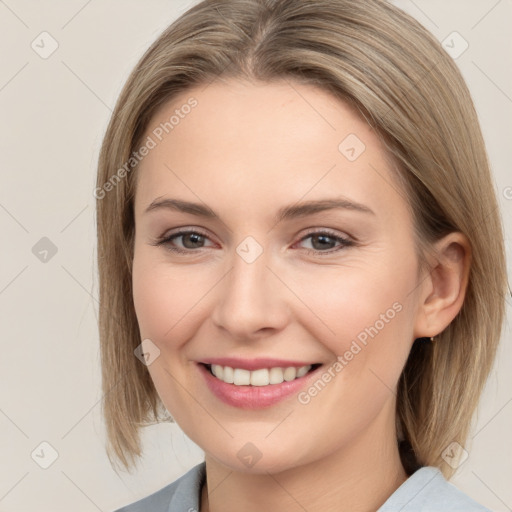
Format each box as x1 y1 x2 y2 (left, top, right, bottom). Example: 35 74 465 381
161 227 214 243
160 226 350 240
298 227 351 239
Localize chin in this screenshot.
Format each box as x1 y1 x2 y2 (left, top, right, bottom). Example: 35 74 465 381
206 447 309 475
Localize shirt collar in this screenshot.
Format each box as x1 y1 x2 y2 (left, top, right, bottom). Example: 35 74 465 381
167 461 206 512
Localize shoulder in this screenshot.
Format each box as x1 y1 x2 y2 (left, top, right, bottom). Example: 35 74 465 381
112 461 206 512
378 466 491 512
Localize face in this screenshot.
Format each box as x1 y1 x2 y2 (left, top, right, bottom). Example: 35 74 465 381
132 78 424 474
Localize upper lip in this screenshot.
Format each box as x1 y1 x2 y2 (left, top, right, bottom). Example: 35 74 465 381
199 357 320 371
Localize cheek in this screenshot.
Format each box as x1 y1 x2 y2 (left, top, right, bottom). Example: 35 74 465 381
286 259 417 404
290 267 415 431
288 260 413 342
132 250 213 345
131 251 211 421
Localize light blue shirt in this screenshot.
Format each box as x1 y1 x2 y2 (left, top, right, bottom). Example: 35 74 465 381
113 461 491 511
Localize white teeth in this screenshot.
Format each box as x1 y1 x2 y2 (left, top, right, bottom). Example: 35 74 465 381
283 367 297 381
212 364 223 380
250 369 269 386
233 368 251 385
222 365 234 383
209 364 313 386
269 367 284 384
296 365 309 377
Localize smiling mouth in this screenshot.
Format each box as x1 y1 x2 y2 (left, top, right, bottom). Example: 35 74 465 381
202 363 322 386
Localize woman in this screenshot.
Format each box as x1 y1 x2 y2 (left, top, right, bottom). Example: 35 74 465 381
95 0 507 510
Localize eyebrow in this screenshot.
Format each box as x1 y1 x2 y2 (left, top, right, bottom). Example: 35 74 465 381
144 197 375 222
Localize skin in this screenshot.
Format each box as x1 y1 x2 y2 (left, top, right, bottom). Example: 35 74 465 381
131 78 470 512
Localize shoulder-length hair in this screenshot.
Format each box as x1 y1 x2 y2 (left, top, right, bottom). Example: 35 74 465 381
96 0 507 477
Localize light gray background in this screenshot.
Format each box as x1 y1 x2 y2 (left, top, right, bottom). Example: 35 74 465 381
0 1 510 511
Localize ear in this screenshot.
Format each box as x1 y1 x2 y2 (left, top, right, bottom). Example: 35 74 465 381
413 232 471 338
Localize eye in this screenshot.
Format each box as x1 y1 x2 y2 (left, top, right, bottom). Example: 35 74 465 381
295 230 354 255
151 228 354 256
151 229 215 254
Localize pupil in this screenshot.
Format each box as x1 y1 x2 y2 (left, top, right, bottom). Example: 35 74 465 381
184 233 203 248
312 234 334 250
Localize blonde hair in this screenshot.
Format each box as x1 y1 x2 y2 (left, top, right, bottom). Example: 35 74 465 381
96 0 507 477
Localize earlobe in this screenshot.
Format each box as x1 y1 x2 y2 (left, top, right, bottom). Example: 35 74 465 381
413 232 471 338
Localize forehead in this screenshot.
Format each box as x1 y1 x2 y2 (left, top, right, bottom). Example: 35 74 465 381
134 78 408 223
144 78 371 156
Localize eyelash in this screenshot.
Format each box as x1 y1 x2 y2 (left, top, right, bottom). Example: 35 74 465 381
151 228 354 256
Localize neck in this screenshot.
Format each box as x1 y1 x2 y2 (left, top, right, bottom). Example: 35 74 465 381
200 406 408 512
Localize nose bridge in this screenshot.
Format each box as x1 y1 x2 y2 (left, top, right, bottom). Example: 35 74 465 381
211 239 287 337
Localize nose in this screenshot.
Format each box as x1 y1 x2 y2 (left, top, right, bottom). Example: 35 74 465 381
210 243 290 341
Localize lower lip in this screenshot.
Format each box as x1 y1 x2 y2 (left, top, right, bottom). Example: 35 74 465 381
197 363 322 409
